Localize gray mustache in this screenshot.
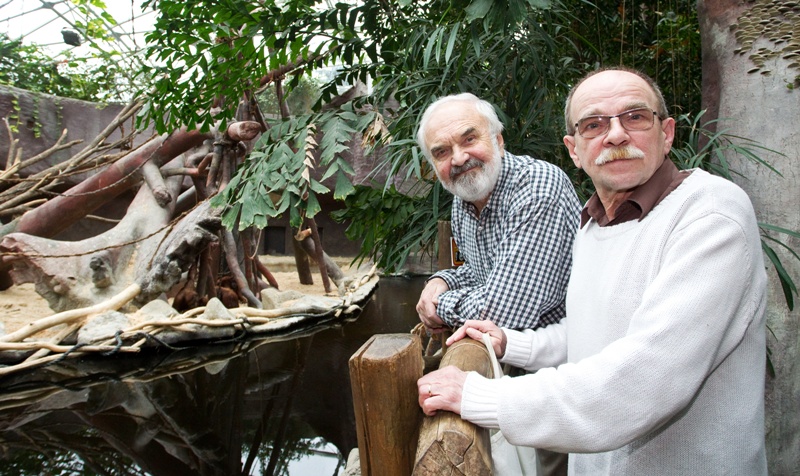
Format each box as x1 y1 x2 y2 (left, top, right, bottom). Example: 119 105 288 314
450 159 483 179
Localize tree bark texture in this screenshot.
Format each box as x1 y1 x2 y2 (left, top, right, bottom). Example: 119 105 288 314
413 338 493 475
698 1 800 471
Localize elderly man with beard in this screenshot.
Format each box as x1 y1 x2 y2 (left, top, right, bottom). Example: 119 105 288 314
415 93 581 475
415 93 581 337
417 68 768 475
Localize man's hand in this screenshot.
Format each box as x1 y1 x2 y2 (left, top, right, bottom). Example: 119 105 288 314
447 319 508 359
417 365 467 416
416 277 450 333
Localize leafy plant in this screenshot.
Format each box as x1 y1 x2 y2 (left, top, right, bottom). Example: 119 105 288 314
671 110 800 310
257 76 322 116
332 181 452 272
0 31 140 103
211 103 374 229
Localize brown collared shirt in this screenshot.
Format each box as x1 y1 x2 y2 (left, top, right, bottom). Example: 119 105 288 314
580 159 692 228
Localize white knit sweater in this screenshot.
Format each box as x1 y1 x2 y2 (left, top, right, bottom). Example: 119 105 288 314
461 169 768 475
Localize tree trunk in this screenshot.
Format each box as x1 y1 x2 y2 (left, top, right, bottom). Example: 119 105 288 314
698 1 800 471
349 334 424 476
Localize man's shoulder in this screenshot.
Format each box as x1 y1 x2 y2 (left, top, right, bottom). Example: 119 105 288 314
498 152 571 198
504 151 569 179
660 169 758 226
680 169 754 207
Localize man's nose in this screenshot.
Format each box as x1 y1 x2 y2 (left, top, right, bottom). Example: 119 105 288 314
451 146 469 166
603 117 629 146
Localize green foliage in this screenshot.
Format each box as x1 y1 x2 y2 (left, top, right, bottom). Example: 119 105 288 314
332 182 453 271
562 0 702 115
138 0 342 133
0 33 138 103
211 103 372 229
257 76 321 116
670 111 800 310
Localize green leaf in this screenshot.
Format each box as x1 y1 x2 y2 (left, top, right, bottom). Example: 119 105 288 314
309 179 330 194
465 0 493 22
759 223 800 240
762 241 796 311
334 171 356 199
305 192 322 218
445 23 460 63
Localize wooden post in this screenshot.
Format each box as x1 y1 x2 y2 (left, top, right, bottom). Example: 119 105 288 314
437 221 464 270
349 333 424 476
413 338 494 475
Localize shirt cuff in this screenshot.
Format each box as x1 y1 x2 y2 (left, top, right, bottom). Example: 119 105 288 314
430 270 458 291
500 328 535 369
499 322 568 371
461 371 502 429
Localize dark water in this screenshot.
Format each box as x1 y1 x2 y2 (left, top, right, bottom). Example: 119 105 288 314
0 276 426 476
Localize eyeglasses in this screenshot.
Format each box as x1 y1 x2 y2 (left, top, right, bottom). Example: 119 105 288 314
574 108 660 138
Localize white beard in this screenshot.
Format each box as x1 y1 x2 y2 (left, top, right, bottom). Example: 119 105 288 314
441 142 503 203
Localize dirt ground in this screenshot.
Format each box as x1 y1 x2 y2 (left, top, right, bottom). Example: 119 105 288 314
0 256 358 335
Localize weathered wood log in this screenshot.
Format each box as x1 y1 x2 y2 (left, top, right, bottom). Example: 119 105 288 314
295 227 345 288
141 158 172 207
349 333 424 476
225 121 261 141
0 283 141 343
413 338 494 475
305 218 333 293
11 128 210 239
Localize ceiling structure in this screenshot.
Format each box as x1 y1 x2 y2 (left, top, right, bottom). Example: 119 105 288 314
0 0 156 56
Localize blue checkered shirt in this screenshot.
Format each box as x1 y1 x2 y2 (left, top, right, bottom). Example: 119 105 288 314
432 151 581 330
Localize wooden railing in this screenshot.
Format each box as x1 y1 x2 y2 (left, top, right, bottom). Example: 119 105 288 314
349 333 494 475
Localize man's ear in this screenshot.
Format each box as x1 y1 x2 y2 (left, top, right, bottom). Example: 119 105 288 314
496 133 505 150
563 135 582 169
661 116 676 155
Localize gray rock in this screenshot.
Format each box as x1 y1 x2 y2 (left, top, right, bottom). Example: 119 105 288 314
138 299 179 320
77 310 131 345
156 297 236 344
202 297 235 320
261 287 306 309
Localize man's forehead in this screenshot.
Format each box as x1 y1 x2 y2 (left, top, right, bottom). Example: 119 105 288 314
429 99 476 122
571 71 654 115
426 105 485 142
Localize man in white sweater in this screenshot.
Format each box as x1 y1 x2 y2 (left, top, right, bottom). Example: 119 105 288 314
417 67 768 475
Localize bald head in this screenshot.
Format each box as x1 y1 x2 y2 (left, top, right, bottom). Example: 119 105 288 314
564 67 669 136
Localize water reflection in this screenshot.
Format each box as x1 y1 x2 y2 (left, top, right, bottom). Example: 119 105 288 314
0 276 426 475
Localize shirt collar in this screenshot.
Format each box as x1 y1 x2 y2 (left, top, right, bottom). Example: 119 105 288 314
580 159 684 228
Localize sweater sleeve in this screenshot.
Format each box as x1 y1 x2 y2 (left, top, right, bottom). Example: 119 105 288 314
461 372 503 429
501 321 568 371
